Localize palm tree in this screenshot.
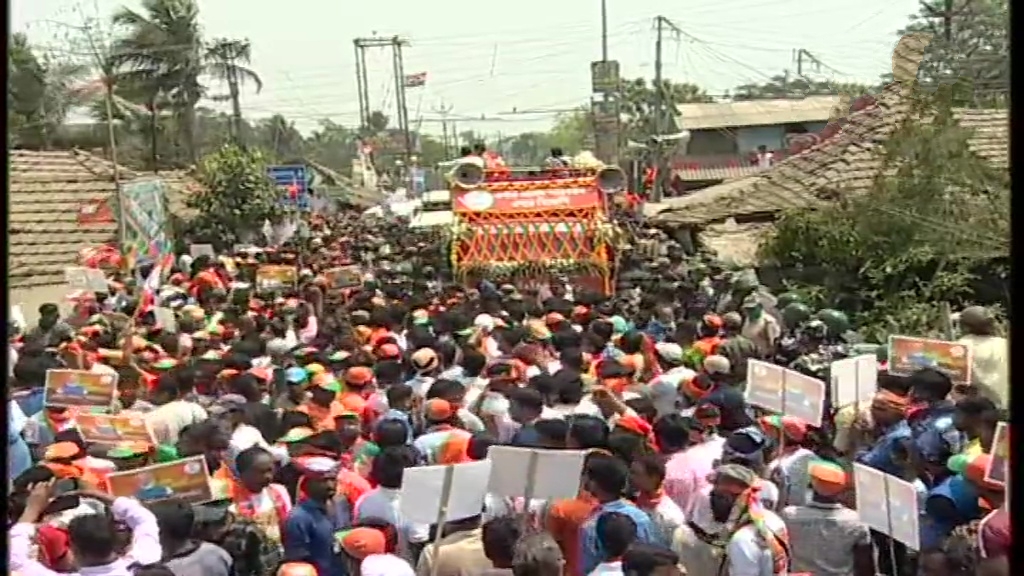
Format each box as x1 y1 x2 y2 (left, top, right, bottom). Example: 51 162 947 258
108 0 262 163
206 38 262 143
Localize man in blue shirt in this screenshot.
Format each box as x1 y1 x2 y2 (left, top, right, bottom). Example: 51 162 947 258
579 453 658 574
856 389 912 476
284 457 346 576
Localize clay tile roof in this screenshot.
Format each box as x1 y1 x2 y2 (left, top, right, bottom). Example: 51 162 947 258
652 83 1008 227
9 149 141 289
157 169 204 217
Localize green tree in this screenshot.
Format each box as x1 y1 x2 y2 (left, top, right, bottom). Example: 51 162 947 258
894 0 1008 106
205 38 263 142
758 86 1009 341
618 78 714 142
185 144 284 248
110 0 262 162
8 33 87 148
731 74 878 101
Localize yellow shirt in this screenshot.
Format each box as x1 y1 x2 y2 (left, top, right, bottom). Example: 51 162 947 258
964 438 985 458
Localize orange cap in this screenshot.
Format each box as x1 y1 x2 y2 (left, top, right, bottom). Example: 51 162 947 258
344 366 374 387
424 398 454 421
337 528 386 560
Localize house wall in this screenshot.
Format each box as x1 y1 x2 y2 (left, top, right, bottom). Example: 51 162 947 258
686 130 737 155
735 126 786 154
11 284 80 328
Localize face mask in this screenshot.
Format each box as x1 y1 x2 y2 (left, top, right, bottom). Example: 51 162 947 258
709 491 735 522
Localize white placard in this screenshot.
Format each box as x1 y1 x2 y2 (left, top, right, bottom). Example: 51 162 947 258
853 463 921 551
487 447 587 501
153 307 177 333
831 355 879 407
399 460 492 525
189 244 215 258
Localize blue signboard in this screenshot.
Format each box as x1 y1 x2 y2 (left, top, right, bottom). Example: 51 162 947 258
268 164 310 210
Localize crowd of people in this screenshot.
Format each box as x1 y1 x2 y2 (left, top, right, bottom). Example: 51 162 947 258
7 207 1010 576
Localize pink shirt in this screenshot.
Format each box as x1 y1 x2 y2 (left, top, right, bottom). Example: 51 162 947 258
663 435 726 517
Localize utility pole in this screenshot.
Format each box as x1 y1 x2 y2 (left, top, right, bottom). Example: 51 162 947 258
353 36 413 164
652 16 681 203
433 101 454 158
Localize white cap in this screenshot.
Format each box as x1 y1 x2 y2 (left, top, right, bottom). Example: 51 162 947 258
473 314 495 331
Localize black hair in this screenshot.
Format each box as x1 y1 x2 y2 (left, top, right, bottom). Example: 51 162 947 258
653 414 690 452
584 452 630 497
150 498 195 542
507 386 545 412
909 367 953 401
631 453 667 484
426 379 466 402
534 419 569 445
373 418 410 448
595 511 637 558
68 508 119 562
482 516 522 566
386 384 414 407
467 433 496 460
622 543 680 575
370 446 418 489
280 410 314 432
374 361 404 386
567 415 610 450
460 347 487 377
235 446 273 473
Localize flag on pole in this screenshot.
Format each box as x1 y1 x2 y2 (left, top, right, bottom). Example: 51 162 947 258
403 72 427 88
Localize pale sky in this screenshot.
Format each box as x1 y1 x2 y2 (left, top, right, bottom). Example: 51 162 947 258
14 0 919 138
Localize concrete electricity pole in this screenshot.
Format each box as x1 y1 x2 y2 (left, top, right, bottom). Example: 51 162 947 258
433 101 455 158
353 36 413 163
652 16 681 203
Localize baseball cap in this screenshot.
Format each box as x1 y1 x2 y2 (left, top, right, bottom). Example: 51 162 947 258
313 374 342 394
376 343 401 360
209 394 247 415
336 528 386 560
424 398 454 421
305 363 327 376
474 314 495 332
286 367 310 384
344 366 374 387
654 342 684 364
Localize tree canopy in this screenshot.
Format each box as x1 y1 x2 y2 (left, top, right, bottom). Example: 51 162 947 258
758 86 1009 341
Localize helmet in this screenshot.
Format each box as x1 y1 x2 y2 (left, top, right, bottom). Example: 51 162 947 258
780 302 813 330
776 292 802 310
815 309 851 335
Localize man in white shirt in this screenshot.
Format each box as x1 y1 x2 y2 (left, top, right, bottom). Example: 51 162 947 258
710 465 789 576
354 446 430 563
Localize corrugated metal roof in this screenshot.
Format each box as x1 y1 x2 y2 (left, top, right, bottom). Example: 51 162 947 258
677 95 839 130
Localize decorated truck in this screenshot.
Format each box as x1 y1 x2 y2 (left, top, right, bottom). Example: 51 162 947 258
444 158 627 295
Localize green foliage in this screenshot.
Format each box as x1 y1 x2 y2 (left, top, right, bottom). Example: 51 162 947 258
897 0 1008 106
184 144 284 249
731 74 879 102
618 78 713 141
758 86 1009 342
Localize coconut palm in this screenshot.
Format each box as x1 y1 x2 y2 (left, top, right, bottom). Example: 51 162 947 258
205 38 263 143
108 0 262 163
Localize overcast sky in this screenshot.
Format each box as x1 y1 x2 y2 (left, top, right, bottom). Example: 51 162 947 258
14 0 919 138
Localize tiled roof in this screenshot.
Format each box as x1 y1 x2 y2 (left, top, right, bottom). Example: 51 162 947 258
157 169 204 218
9 149 138 289
673 165 765 181
697 220 775 266
652 83 1009 226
